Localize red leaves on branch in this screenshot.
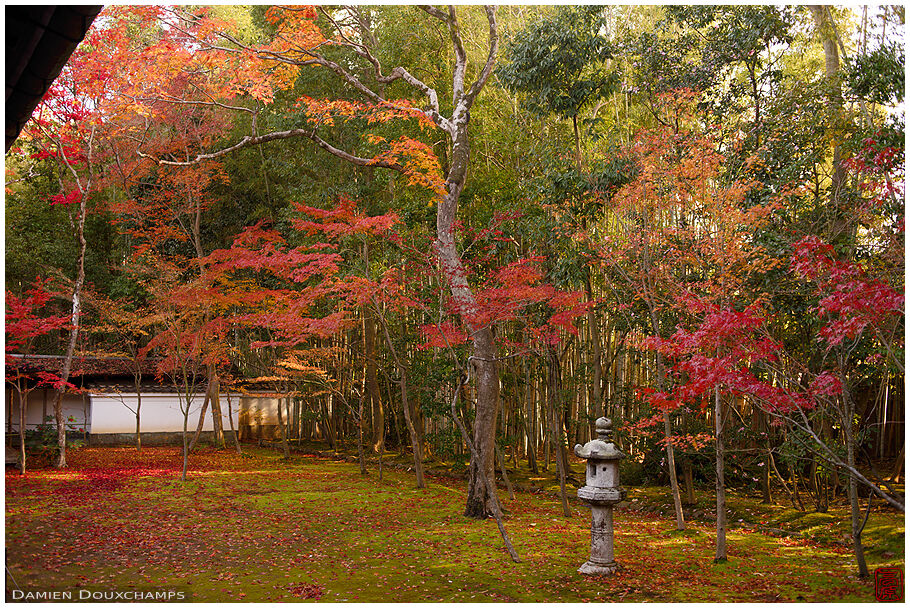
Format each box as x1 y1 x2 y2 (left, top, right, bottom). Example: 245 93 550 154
6 279 73 392
453 256 587 348
640 299 815 414
419 321 469 350
291 198 401 241
791 235 904 349
5 279 71 354
207 199 406 349
50 188 82 206
843 133 905 212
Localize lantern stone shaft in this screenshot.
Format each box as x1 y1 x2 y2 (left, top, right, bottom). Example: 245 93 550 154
574 417 625 576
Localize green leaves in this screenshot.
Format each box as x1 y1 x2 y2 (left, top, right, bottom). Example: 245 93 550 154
497 6 617 120
845 42 905 106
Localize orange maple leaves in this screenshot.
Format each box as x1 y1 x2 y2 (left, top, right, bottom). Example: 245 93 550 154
297 97 445 198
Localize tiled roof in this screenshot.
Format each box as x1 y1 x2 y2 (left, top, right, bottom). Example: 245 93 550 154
6 354 177 379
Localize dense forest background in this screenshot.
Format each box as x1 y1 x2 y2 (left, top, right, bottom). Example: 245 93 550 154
5 4 905 569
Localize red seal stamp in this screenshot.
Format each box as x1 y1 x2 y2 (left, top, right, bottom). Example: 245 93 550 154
875 567 903 602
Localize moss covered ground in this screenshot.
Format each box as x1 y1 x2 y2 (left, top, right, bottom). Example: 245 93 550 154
5 446 904 602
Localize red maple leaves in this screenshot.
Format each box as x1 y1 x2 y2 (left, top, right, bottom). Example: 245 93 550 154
792 235 903 350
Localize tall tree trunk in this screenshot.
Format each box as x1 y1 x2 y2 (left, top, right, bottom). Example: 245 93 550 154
432 10 500 517
809 5 850 242
714 386 727 563
548 349 571 517
188 385 211 452
362 305 385 453
838 357 870 578
53 142 92 469
18 388 27 475
209 372 224 449
375 309 425 488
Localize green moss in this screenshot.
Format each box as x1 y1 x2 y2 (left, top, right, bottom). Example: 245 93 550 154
5 447 903 602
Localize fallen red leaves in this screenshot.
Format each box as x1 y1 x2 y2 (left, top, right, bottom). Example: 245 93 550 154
4 447 894 603
287 582 324 599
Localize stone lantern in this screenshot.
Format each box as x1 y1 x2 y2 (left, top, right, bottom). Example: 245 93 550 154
574 417 626 576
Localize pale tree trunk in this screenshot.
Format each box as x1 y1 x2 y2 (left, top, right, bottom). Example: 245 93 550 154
18 388 27 474
54 207 87 469
714 386 727 562
809 5 850 241
51 131 93 470
406 6 500 519
441 104 503 518
439 118 502 519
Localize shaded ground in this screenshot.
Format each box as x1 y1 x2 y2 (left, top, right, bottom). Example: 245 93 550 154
5 447 903 602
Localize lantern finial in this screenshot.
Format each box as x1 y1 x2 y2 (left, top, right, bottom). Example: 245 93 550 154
595 417 612 442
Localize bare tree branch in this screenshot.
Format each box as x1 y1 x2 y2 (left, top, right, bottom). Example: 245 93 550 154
465 6 499 108
418 5 450 22
140 127 402 173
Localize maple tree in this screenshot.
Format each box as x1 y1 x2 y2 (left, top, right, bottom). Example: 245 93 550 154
594 91 775 541
19 71 98 469
83 288 157 452
205 198 428 483
136 252 230 482
782 231 904 576
5 279 73 473
95 4 506 519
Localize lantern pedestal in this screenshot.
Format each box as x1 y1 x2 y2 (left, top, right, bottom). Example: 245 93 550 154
578 502 620 576
574 417 625 577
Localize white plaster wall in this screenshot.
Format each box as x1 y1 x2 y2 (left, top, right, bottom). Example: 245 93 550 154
89 392 243 434
5 388 283 434
5 388 89 431
239 396 280 425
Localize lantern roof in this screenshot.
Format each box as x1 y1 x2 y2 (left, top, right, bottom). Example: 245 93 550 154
574 417 625 460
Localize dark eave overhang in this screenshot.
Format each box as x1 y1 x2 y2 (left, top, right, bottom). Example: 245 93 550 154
6 5 103 151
